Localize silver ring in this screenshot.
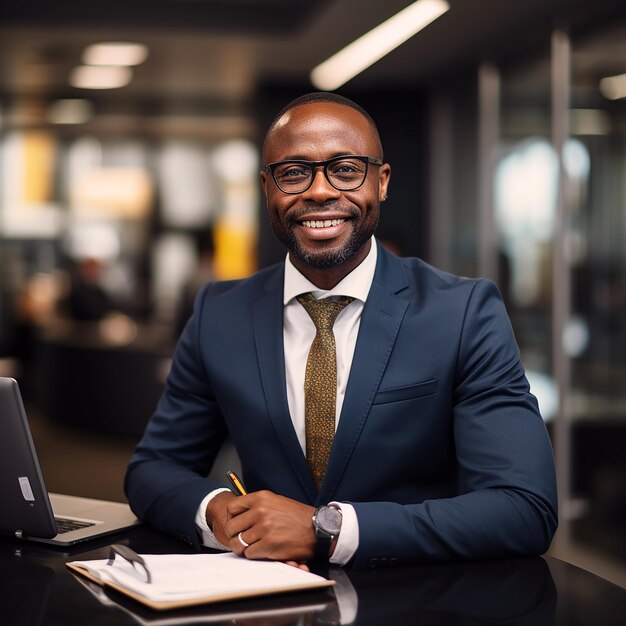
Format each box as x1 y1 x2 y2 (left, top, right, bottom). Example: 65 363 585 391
238 532 250 548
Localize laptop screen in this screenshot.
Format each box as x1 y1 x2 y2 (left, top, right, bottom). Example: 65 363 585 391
0 377 58 539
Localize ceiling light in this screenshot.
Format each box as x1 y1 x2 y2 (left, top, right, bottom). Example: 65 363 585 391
70 66 133 90
311 0 450 91
46 99 93 124
83 42 149 67
599 72 626 100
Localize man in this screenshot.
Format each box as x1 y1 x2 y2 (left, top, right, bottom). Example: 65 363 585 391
125 92 557 569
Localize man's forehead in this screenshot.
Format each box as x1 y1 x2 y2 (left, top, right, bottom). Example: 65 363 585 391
272 101 370 132
264 102 379 160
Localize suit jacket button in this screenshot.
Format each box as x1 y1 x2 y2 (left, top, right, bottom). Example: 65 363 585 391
389 557 399 566
368 558 379 568
379 557 388 568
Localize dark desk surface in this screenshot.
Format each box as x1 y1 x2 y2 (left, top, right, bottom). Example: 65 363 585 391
2 526 625 626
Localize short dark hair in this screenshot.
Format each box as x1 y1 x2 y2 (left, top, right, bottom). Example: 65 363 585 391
263 92 382 160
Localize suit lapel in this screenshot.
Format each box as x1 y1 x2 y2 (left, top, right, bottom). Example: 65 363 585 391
319 244 410 504
253 265 317 503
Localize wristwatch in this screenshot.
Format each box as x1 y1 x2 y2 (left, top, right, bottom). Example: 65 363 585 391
312 505 342 561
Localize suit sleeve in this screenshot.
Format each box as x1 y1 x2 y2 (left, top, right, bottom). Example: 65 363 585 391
124 283 228 548
350 279 558 568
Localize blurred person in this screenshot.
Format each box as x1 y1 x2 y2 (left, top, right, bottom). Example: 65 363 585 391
11 272 62 398
62 257 115 322
174 228 216 340
126 92 557 569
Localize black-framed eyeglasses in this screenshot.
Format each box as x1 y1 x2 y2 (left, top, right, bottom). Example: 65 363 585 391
265 155 383 194
107 544 152 584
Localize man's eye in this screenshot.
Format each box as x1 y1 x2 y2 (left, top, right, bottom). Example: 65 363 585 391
329 160 364 178
330 160 364 172
277 165 308 179
285 167 307 177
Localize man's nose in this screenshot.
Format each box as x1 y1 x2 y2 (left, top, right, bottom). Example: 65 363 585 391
301 168 341 201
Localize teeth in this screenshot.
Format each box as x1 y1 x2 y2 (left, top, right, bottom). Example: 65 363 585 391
302 218 345 228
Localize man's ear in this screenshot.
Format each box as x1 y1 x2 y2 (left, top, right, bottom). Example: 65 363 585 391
379 163 391 201
260 170 269 206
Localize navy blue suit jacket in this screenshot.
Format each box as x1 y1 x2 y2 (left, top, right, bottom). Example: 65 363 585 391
125 242 557 568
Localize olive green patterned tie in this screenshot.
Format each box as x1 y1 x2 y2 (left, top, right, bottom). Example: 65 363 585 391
296 292 355 490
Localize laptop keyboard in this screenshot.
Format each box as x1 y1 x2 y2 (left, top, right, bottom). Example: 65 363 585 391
55 517 96 534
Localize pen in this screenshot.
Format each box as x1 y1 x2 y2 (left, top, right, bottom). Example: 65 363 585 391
226 470 247 496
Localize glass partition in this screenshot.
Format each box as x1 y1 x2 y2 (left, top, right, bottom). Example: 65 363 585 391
428 21 626 572
567 18 626 561
497 52 555 420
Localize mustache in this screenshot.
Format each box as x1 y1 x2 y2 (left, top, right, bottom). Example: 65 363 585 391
285 203 359 223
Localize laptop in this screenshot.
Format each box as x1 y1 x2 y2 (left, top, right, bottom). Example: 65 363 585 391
0 377 139 546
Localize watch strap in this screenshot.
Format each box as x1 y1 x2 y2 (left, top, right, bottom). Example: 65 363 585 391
314 528 333 561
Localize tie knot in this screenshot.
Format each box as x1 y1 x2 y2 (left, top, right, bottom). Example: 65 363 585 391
296 292 355 332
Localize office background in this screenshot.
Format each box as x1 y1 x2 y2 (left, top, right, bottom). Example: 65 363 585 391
0 0 625 586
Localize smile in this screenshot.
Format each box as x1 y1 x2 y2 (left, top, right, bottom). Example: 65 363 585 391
301 218 346 229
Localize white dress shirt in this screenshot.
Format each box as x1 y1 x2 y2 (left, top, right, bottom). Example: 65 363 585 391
196 239 378 565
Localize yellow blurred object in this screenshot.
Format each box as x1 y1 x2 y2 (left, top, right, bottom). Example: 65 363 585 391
23 131 56 204
213 219 256 280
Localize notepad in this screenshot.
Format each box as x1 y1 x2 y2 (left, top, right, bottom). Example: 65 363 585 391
67 552 334 611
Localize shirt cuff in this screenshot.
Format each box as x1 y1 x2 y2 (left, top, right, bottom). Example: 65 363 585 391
328 502 358 566
194 488 232 551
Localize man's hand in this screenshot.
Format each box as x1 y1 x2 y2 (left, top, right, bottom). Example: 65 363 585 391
205 490 237 546
224 491 317 563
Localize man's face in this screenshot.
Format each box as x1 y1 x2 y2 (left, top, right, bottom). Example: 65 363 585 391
261 102 390 274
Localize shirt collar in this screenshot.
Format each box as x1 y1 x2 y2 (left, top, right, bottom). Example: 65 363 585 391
283 237 378 305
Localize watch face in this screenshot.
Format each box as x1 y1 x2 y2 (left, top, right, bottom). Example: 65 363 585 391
316 506 342 535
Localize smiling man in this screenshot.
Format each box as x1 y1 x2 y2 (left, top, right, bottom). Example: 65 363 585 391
262 98 389 289
125 92 558 569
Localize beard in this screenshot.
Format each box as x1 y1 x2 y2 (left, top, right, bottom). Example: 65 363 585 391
271 204 379 269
